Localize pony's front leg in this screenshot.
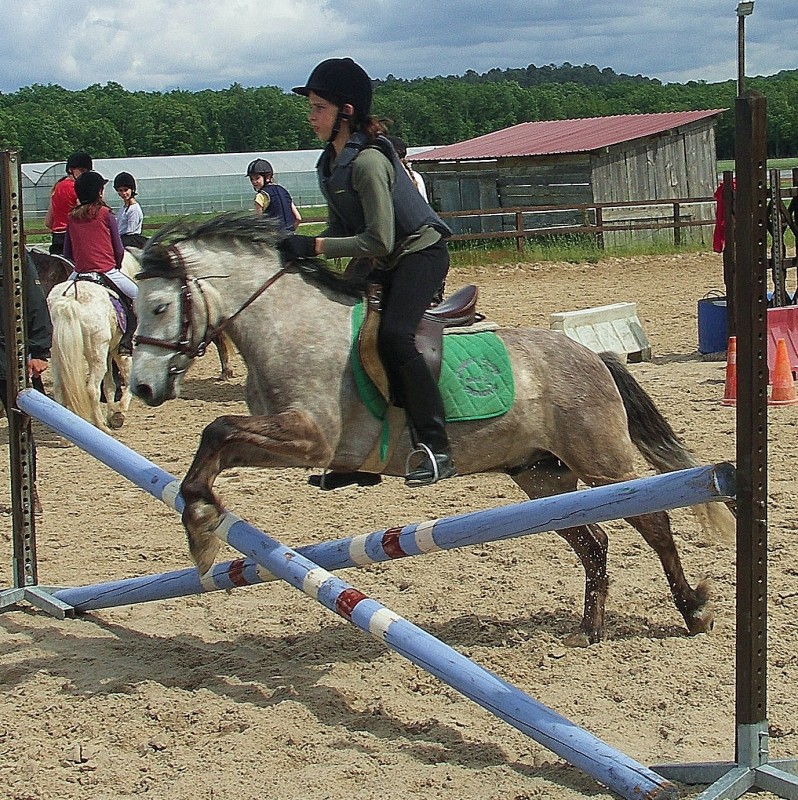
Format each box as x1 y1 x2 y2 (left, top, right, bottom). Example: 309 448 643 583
107 354 133 429
213 332 236 380
181 409 333 574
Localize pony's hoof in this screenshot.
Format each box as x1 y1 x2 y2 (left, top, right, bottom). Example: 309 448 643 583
191 544 220 577
182 500 223 573
687 608 715 635
108 412 125 429
564 631 594 648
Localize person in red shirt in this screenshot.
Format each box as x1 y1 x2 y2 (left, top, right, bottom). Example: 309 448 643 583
63 170 138 355
45 151 93 255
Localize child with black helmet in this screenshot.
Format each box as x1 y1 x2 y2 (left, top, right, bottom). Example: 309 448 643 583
45 151 93 255
283 57 455 488
63 170 139 355
246 158 302 231
113 171 146 248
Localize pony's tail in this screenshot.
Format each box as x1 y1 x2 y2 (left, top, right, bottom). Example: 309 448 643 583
599 351 694 471
599 351 736 543
50 297 99 425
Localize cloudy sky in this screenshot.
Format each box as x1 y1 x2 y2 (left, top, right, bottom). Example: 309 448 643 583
3 1 796 94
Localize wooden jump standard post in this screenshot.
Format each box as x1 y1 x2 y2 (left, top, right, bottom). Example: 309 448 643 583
13 390 697 800
17 387 735 617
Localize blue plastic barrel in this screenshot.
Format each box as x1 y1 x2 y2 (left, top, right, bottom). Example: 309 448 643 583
697 295 727 354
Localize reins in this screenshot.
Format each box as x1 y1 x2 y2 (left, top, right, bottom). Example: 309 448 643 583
134 244 286 363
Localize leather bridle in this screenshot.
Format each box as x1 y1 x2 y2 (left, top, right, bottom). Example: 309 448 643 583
134 245 286 375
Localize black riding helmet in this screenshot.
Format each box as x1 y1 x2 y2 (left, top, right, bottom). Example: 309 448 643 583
113 171 137 193
75 170 107 205
293 57 373 122
66 151 93 173
246 158 273 177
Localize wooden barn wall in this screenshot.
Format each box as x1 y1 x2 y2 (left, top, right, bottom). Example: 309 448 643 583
418 157 592 235
591 122 717 247
497 156 592 234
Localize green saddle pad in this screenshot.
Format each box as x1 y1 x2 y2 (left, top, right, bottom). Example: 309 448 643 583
350 301 514 423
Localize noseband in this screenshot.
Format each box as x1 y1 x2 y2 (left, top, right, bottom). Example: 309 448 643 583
134 245 286 374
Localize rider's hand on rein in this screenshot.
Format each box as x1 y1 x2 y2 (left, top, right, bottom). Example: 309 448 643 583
277 234 317 261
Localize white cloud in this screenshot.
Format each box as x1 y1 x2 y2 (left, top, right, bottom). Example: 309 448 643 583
0 0 794 93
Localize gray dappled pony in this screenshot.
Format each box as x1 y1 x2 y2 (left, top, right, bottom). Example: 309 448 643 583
130 213 735 646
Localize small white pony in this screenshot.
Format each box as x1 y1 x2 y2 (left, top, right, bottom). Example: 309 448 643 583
46 253 137 430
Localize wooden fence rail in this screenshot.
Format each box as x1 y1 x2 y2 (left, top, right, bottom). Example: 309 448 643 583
436 195 717 253
24 195 718 252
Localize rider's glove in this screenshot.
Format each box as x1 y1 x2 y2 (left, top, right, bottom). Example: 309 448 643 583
277 235 317 260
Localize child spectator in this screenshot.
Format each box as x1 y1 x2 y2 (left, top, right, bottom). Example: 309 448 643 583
113 171 147 248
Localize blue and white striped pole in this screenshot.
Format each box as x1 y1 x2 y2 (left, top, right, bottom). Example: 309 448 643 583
17 390 678 800
17 390 734 616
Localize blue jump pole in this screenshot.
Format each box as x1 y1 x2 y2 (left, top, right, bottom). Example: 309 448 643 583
15 389 679 800
17 389 735 615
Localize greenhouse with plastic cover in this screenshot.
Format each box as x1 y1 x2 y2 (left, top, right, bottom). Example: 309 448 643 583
21 146 432 223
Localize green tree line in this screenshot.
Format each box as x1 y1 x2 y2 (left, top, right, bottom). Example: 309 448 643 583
2 63 796 163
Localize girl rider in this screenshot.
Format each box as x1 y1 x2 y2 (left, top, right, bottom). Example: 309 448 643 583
113 171 147 248
280 57 455 487
64 171 138 356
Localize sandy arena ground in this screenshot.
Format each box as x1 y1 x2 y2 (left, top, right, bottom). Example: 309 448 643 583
1 251 796 800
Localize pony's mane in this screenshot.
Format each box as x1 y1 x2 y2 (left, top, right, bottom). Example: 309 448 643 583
138 211 367 297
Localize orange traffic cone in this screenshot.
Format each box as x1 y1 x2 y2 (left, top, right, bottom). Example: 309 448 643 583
768 338 798 406
721 336 737 406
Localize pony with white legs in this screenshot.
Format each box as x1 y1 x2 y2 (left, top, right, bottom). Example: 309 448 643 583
46 278 133 430
45 251 139 431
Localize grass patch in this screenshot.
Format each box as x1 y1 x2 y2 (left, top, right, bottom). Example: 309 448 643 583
447 234 708 268
718 157 798 173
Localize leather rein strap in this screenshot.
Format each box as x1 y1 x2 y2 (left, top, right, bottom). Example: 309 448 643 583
134 244 286 358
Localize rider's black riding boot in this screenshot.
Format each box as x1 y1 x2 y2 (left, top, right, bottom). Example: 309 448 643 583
307 471 382 491
118 299 137 357
398 355 456 487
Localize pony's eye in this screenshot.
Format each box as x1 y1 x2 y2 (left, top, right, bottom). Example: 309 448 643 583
154 303 169 315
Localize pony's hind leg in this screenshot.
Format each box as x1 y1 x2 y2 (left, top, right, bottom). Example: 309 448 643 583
181 409 333 574
625 511 714 635
86 341 112 431
510 458 610 646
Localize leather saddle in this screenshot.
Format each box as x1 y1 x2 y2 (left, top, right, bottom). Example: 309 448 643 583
71 272 131 331
357 283 480 400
